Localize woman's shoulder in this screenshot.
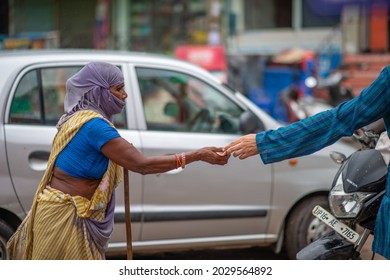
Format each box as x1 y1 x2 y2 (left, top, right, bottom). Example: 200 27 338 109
80 115 116 129
84 117 111 127
82 117 119 136
81 117 120 147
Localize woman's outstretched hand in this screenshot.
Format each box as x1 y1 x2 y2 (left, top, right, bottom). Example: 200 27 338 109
224 134 258 160
198 147 230 165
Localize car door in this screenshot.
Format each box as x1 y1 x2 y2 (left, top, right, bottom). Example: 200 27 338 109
5 64 82 213
3 62 143 244
131 65 273 242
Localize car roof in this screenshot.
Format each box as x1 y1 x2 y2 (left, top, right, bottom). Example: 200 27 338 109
0 48 165 60
0 48 225 123
0 49 222 86
0 49 204 70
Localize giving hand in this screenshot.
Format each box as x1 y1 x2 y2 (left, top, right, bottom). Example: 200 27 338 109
224 134 258 159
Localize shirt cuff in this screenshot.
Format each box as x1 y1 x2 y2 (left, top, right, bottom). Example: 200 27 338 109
256 131 269 164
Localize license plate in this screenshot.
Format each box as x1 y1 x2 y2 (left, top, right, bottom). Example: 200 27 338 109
312 205 359 243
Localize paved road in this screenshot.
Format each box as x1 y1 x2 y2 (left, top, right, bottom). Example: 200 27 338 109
109 246 288 260
108 235 385 260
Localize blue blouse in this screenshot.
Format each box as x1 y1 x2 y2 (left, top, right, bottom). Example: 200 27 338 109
256 65 390 259
55 118 120 179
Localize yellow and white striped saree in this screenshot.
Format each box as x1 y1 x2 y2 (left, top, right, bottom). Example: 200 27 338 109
7 110 122 259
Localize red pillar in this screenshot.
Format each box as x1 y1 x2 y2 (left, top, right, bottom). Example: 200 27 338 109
370 2 388 52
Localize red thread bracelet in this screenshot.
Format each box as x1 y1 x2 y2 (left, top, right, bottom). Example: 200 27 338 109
175 153 179 169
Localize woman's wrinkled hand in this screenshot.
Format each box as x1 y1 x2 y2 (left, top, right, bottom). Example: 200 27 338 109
198 147 230 165
224 134 258 160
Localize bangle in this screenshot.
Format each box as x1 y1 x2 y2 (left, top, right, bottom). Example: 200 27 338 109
175 153 180 169
181 152 186 169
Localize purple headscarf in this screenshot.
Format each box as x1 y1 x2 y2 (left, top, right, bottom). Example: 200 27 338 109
56 62 125 129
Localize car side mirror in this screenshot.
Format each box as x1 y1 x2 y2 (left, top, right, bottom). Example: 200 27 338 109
239 111 264 134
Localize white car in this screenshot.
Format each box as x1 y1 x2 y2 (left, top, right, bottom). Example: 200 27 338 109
0 49 355 259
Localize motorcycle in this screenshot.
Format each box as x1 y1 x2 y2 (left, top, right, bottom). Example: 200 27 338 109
316 72 354 107
296 124 388 260
281 84 333 123
281 73 354 123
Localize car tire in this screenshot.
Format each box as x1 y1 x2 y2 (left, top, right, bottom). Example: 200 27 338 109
0 218 14 260
284 195 330 260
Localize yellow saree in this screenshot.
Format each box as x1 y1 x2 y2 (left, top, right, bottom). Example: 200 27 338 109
7 110 122 259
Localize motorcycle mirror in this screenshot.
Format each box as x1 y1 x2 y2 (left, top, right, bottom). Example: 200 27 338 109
364 130 379 138
305 76 317 88
329 151 346 164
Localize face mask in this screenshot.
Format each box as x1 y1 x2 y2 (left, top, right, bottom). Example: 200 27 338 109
98 90 126 117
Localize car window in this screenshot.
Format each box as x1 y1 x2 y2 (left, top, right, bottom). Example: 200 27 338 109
41 67 80 125
9 66 126 128
10 70 41 124
136 67 244 134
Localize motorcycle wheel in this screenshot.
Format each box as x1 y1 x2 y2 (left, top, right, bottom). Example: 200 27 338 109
284 195 331 260
0 218 13 260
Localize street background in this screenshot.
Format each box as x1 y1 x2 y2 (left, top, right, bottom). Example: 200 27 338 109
2 0 390 261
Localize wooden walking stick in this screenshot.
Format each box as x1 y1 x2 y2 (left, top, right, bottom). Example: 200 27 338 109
123 167 133 260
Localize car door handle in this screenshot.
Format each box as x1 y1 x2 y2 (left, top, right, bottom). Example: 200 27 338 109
28 151 50 171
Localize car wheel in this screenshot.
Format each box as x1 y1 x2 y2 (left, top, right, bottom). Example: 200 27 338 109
0 218 14 260
284 195 331 260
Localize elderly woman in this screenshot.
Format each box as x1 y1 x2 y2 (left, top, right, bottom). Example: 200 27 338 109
7 62 229 260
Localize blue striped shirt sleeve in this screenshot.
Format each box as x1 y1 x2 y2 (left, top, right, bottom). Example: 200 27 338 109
257 65 390 164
